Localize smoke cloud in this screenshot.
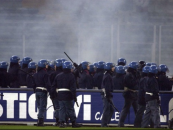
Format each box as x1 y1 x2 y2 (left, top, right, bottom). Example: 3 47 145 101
0 0 173 76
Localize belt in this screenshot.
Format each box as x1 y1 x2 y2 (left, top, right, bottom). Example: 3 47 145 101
124 87 137 92
20 86 27 88
146 92 153 96
56 88 70 93
36 87 47 91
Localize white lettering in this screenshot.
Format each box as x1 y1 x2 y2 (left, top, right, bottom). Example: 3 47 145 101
28 94 37 119
3 93 18 118
83 95 91 120
83 104 91 120
115 112 120 121
74 95 82 118
19 103 26 119
19 93 27 119
84 95 91 102
46 98 54 119
95 112 100 120
169 98 173 120
0 105 3 117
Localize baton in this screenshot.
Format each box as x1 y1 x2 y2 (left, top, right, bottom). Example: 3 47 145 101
76 101 79 107
64 52 74 63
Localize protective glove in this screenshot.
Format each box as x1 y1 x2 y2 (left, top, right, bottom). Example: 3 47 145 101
73 63 78 68
74 97 77 102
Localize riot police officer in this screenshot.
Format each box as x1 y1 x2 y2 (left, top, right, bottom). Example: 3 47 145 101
118 61 139 127
0 61 9 88
33 59 50 126
101 62 115 127
137 60 146 79
78 61 93 89
26 62 37 89
134 66 150 127
49 59 63 126
51 61 81 128
18 57 32 88
93 61 105 89
113 65 126 90
141 65 160 128
117 58 126 66
47 60 55 75
157 64 172 91
8 55 20 88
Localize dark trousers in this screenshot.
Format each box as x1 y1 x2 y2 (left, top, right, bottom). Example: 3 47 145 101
36 92 47 118
134 104 146 127
101 95 114 127
141 99 160 128
59 100 76 123
118 97 138 127
52 98 59 119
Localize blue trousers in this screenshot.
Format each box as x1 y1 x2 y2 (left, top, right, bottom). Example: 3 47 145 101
134 104 146 127
101 95 114 127
118 97 138 127
52 98 59 119
141 99 160 128
59 100 76 123
36 92 47 118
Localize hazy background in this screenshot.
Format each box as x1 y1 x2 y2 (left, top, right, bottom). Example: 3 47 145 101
0 0 173 76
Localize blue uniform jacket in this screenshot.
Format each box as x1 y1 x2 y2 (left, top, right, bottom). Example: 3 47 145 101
33 68 50 93
113 73 125 90
138 77 147 106
101 71 114 98
0 69 9 88
78 70 93 89
18 67 28 86
8 64 20 88
144 76 159 102
93 69 104 89
52 70 76 101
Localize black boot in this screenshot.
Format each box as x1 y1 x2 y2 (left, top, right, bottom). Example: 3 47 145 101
168 119 173 129
72 121 82 128
65 118 70 126
59 122 65 128
55 118 60 126
37 118 44 126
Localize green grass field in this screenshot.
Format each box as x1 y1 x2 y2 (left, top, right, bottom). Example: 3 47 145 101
0 125 166 130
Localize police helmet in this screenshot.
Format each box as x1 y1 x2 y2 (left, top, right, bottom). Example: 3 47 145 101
97 61 105 69
128 61 138 69
146 62 151 66
142 66 150 73
93 62 98 68
151 63 157 66
0 61 8 69
63 61 72 69
81 61 89 70
10 55 20 63
38 59 48 68
149 65 158 74
159 64 168 73
28 62 37 69
117 58 126 66
22 57 32 64
104 62 115 70
61 58 67 63
116 65 126 74
48 60 55 69
55 59 63 67
89 64 95 72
